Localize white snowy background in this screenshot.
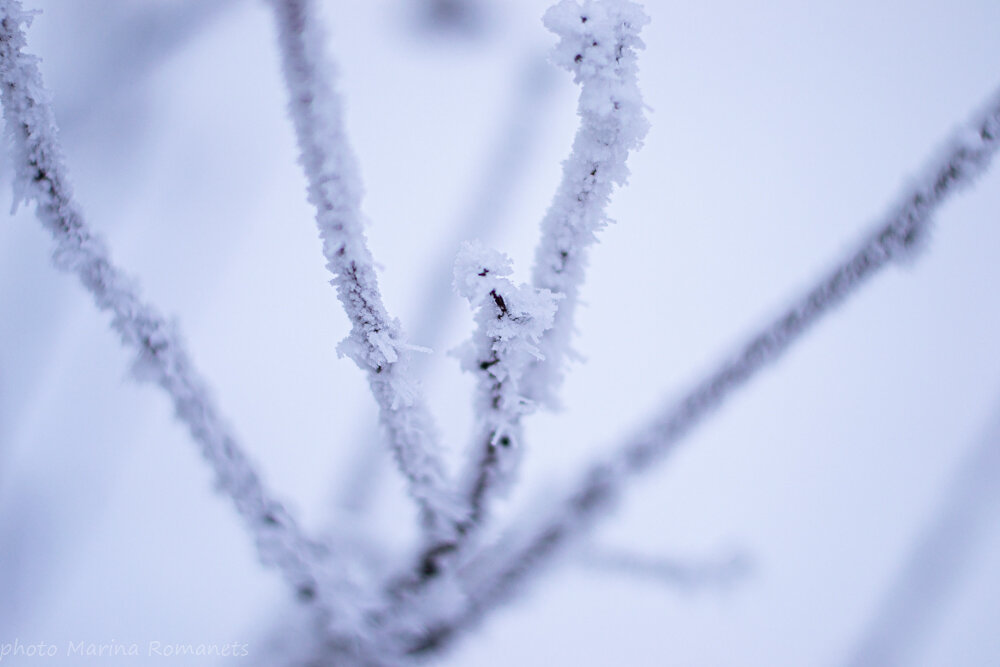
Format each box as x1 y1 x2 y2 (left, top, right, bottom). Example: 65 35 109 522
2 0 1000 664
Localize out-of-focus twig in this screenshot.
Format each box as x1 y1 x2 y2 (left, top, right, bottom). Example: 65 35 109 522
846 393 1000 666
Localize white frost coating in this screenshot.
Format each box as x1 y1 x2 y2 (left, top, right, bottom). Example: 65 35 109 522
397 86 1000 656
268 0 460 533
526 0 649 408
453 241 557 521
0 0 368 632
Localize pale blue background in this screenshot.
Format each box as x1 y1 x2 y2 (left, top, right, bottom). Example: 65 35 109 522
2 0 1000 664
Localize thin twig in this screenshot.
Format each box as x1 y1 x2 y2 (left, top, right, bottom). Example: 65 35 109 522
268 0 460 535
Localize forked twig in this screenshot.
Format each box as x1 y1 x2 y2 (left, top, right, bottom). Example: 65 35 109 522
400 84 1000 656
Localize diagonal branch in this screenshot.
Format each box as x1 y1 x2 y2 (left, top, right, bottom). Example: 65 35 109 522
0 0 352 625
393 244 557 589
335 53 557 517
358 0 654 622
400 83 1000 657
453 242 557 526
846 392 1000 666
268 0 460 535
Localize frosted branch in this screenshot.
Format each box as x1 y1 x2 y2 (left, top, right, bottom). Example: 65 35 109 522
375 245 557 627
0 0 357 628
335 54 557 517
526 0 650 408
399 84 1000 657
268 0 460 534
453 241 557 524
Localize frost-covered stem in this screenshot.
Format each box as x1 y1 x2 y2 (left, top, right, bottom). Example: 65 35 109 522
0 0 340 621
335 55 556 517
453 243 557 526
401 86 1000 656
525 0 649 408
268 0 458 534
382 245 555 612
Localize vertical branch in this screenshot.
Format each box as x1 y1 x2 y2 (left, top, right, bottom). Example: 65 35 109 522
526 0 649 408
0 0 350 626
452 242 556 525
268 0 460 534
384 244 555 607
335 54 558 517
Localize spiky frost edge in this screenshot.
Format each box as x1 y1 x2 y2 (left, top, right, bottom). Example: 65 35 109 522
0 0 368 632
526 0 650 408
268 0 461 534
400 84 1000 657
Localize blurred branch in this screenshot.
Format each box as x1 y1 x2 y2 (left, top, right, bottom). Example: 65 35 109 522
846 393 1000 666
56 0 238 132
0 0 237 180
335 53 557 516
399 83 1000 657
452 242 557 528
416 0 487 35
576 544 752 593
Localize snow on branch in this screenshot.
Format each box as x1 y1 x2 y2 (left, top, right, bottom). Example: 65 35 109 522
453 241 557 524
526 0 650 409
335 55 557 518
374 245 557 626
399 84 1000 656
0 0 358 627
268 0 460 534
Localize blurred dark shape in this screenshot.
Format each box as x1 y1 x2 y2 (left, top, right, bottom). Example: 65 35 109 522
579 544 753 593
55 0 237 130
418 0 487 36
847 398 1000 666
0 492 58 632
